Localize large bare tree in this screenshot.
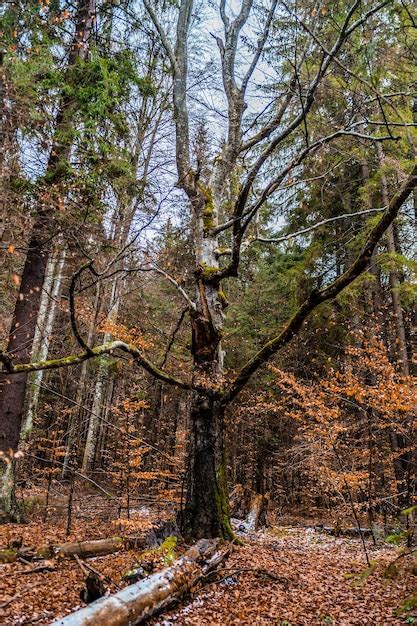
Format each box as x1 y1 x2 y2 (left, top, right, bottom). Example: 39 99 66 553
1 0 416 538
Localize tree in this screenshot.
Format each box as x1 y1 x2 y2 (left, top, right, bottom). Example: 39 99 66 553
0 0 96 454
1 0 416 538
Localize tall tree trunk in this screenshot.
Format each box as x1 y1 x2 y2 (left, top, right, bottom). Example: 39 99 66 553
61 283 101 477
82 282 120 473
377 143 411 507
21 246 66 439
181 197 231 539
413 94 417 223
182 392 232 540
0 0 96 455
377 144 409 375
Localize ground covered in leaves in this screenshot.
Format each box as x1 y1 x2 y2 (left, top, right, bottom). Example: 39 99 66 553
0 488 169 625
154 528 416 626
0 501 416 625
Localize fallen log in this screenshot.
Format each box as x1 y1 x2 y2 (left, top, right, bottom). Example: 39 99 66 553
314 525 377 537
50 538 231 626
53 537 126 558
0 536 143 563
1 523 180 564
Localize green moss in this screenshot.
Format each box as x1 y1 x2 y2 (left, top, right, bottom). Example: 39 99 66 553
218 290 228 308
0 549 17 564
135 535 178 567
112 536 124 544
200 264 220 282
215 461 239 543
395 592 417 616
197 182 215 230
202 209 215 229
159 535 177 564
37 546 53 559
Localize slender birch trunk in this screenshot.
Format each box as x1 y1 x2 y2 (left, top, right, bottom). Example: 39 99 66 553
81 281 120 473
21 246 66 439
61 284 101 477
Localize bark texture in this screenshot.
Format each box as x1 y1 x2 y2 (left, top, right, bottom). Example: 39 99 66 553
181 395 233 540
50 539 229 626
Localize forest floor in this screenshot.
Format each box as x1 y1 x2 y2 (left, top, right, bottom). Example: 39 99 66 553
0 490 416 625
153 527 416 626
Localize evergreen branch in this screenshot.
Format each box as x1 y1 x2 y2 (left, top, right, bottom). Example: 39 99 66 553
221 164 417 406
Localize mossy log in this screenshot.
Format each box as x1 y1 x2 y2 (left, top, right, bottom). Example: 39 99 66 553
0 536 137 563
0 548 19 563
1 526 179 564
51 538 231 626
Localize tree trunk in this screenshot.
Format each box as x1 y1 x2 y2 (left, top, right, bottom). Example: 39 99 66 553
377 143 411 507
82 279 120 473
181 392 233 541
62 284 101 477
0 0 95 455
22 246 66 439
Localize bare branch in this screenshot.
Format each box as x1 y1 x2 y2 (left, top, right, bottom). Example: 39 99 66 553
214 0 254 190
216 129 397 279
215 205 384 253
289 6 415 149
143 262 196 310
69 261 96 354
239 0 392 182
241 0 278 93
143 0 177 71
160 307 188 368
219 0 229 28
221 164 417 405
251 130 397 212
253 207 385 244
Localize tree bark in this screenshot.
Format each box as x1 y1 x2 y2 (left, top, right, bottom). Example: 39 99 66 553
181 393 233 540
22 246 66 439
50 539 229 626
377 143 411 507
62 284 101 477
0 0 96 455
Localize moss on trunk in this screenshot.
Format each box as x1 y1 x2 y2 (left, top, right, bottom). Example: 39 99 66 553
182 393 235 541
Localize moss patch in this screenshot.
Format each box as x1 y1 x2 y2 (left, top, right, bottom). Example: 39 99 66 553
0 549 17 564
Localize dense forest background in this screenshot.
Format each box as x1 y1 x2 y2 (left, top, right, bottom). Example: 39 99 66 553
0 0 416 540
